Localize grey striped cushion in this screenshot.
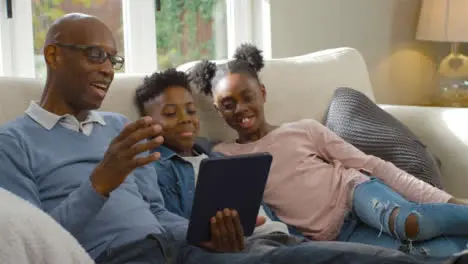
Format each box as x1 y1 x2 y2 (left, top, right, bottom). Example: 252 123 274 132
323 87 443 188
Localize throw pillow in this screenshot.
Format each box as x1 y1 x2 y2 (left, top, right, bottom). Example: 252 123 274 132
323 87 443 188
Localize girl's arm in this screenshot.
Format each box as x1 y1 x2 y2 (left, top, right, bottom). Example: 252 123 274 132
304 119 452 204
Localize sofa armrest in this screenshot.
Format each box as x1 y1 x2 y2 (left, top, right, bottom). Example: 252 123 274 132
380 104 468 198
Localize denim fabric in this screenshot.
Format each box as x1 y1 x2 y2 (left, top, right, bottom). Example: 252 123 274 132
340 213 467 258
262 204 305 238
152 145 199 219
245 232 307 254
338 178 468 257
95 235 462 264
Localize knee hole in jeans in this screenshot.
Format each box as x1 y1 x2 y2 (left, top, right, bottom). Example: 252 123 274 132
389 208 419 240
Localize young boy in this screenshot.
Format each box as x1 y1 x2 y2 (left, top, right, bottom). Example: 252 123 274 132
134 68 305 253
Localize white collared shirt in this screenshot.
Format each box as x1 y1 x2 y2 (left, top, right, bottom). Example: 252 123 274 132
25 101 106 136
180 153 209 183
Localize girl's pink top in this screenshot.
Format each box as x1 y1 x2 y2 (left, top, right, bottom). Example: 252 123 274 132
214 119 452 240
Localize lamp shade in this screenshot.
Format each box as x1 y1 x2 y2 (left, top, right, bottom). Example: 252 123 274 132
416 0 468 43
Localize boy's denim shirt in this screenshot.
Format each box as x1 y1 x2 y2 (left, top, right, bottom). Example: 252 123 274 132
151 138 303 237
150 138 222 218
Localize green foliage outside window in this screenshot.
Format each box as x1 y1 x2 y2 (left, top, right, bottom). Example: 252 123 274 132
156 0 217 69
32 0 96 53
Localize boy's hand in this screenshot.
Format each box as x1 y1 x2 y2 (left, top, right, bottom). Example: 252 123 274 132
256 216 266 226
199 209 268 252
200 209 245 252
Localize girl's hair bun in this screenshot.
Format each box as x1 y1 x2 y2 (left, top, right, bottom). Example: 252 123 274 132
233 43 264 72
189 60 217 95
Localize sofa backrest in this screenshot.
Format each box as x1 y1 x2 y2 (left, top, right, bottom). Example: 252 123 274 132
0 47 373 142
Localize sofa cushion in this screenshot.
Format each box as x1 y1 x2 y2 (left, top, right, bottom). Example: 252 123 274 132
323 87 443 188
0 77 43 124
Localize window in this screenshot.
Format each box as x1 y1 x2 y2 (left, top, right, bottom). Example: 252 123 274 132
225 0 271 59
155 0 227 70
32 0 126 79
0 0 267 78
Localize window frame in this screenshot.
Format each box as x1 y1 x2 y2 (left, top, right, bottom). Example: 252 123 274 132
226 0 271 59
0 0 35 77
122 0 157 74
253 0 272 59
0 0 271 78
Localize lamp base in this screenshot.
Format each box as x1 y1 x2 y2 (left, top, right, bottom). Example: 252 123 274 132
440 78 468 90
435 78 468 107
435 44 468 106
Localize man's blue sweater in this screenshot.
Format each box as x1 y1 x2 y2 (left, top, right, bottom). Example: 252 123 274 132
0 112 188 259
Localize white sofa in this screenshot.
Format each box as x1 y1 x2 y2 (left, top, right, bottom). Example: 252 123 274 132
0 47 467 198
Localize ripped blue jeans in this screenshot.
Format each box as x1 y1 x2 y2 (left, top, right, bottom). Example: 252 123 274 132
338 178 468 257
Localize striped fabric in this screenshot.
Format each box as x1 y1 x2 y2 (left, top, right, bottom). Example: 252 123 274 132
323 87 443 188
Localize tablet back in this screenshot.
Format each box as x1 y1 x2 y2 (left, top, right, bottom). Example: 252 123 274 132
186 152 272 245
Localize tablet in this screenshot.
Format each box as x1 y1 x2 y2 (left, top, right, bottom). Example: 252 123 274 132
186 152 272 245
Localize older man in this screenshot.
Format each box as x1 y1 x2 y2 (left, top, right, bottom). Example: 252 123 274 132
0 13 464 264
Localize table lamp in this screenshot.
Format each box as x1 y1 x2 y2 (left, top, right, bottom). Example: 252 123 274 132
416 0 468 102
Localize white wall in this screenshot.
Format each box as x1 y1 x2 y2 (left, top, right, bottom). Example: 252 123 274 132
269 0 444 105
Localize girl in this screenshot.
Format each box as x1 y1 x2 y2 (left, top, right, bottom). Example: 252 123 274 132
189 43 468 257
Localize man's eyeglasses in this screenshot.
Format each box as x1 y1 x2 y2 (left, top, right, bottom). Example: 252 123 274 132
55 43 125 70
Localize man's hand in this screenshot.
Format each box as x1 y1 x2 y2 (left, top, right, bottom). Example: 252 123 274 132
200 209 267 253
90 116 164 196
